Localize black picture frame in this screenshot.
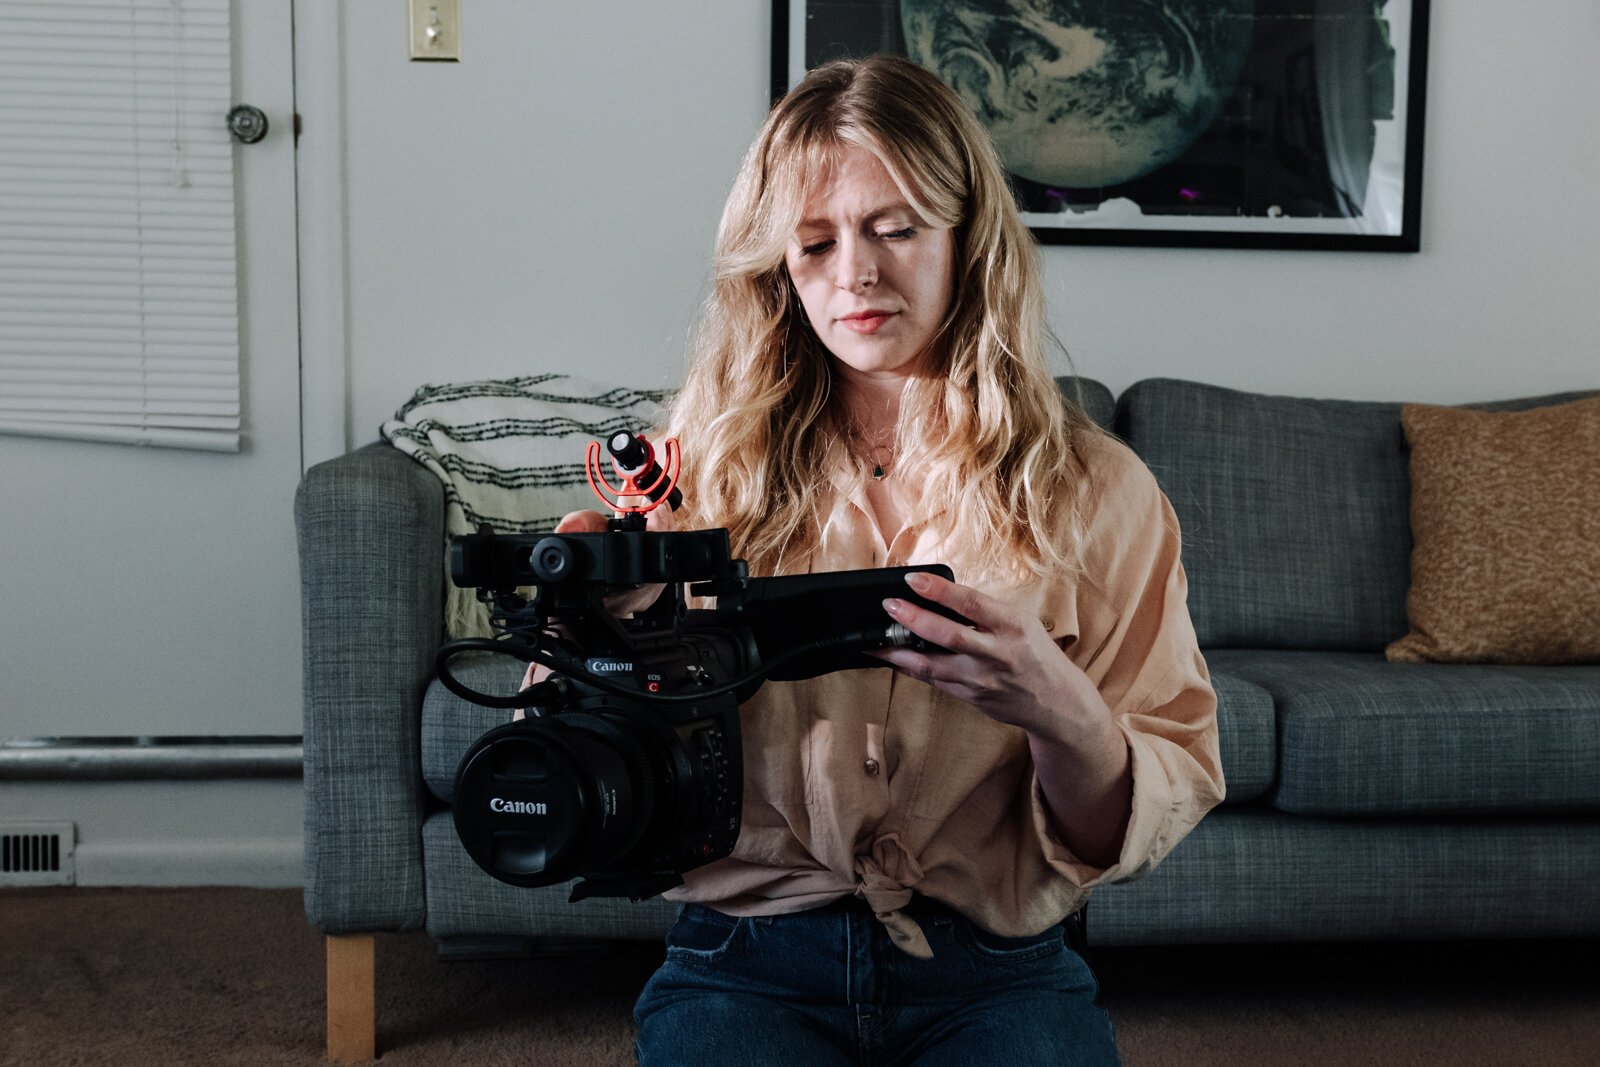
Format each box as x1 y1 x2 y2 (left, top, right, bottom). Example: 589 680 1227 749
773 1 1429 251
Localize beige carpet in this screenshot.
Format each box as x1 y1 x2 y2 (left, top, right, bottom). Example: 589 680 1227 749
3 887 1596 1066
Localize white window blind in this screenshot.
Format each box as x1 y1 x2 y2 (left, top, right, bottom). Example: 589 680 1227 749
0 0 243 452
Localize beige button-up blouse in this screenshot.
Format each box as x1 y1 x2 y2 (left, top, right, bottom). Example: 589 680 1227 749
665 427 1224 955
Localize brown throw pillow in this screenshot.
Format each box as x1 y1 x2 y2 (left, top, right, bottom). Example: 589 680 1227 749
1386 395 1600 664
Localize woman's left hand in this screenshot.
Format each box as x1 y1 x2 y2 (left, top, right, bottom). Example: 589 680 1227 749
872 571 1105 739
877 570 1134 867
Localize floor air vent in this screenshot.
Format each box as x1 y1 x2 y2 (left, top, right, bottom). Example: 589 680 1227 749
0 822 76 886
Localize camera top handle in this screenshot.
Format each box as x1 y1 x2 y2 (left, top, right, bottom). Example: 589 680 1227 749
435 523 964 711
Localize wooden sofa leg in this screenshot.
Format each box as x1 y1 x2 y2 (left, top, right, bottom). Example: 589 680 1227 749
326 934 376 1062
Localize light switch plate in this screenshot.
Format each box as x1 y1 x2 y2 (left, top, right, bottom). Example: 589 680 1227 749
408 0 461 62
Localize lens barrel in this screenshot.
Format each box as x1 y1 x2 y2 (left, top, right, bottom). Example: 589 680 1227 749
452 710 660 886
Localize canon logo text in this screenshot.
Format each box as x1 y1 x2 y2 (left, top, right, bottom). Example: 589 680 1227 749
490 798 548 815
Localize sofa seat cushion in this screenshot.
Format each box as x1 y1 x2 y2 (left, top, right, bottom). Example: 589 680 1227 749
1087 805 1600 945
423 656 1276 810
1207 650 1600 816
422 811 679 940
422 654 527 803
1209 669 1275 803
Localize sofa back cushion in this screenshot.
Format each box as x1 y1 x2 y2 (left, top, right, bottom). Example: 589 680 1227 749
1117 378 1600 651
1056 375 1115 430
1116 379 1412 650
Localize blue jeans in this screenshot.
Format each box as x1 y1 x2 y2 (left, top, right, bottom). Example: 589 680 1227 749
634 896 1120 1066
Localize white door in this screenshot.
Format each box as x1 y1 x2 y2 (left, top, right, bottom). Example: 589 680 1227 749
0 0 304 737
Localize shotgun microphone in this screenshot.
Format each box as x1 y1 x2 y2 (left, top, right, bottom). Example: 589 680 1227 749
606 430 682 511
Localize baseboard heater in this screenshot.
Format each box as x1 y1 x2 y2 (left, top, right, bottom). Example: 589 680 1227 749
0 736 303 780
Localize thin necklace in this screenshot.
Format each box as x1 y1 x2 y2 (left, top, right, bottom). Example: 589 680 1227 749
845 425 895 480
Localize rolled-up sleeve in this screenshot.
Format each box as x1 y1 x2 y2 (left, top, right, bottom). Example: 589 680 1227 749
1032 438 1225 887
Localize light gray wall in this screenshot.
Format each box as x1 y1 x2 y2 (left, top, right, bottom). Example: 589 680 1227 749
339 2 770 444
339 1 1599 449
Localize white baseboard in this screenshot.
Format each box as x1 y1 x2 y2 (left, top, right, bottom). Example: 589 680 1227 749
0 777 305 889
75 838 304 887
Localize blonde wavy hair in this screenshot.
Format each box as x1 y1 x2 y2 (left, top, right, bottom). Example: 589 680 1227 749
664 55 1102 585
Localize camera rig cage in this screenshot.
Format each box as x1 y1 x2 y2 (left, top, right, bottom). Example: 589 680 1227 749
436 430 966 903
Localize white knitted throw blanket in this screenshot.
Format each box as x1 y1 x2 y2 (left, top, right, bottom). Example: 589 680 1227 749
380 374 668 638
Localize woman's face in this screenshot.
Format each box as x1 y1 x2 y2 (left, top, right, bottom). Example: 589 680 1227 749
783 146 956 391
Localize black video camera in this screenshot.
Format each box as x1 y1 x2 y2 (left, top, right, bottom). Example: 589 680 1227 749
437 433 966 903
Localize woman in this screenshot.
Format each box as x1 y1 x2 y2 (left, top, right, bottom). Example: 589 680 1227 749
552 55 1222 1066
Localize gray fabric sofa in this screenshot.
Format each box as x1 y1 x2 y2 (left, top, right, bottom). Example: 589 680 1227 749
296 376 1600 964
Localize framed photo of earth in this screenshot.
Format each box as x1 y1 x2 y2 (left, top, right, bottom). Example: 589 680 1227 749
774 1 1430 251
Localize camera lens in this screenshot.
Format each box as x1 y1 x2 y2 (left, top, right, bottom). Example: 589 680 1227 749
452 708 661 887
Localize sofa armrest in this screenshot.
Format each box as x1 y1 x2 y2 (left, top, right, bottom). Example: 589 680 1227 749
295 442 443 933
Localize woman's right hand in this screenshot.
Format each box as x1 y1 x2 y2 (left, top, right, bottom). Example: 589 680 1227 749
512 503 676 721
